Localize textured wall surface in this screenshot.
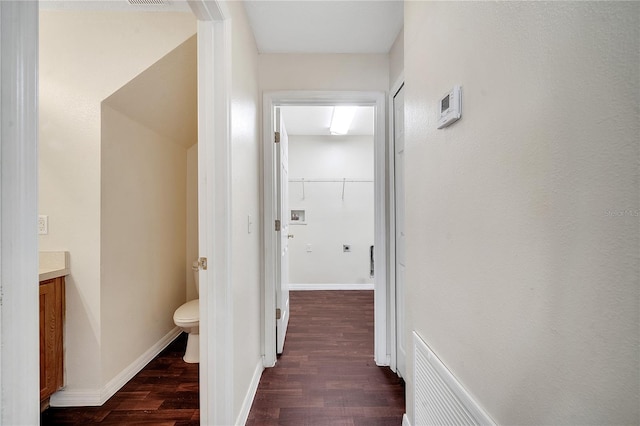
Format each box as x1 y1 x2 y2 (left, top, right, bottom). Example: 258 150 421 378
404 2 639 424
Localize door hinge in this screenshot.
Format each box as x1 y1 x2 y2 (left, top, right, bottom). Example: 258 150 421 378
275 219 281 231
197 257 208 270
276 308 281 320
274 131 280 143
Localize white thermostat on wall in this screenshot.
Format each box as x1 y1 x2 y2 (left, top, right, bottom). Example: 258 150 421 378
437 85 462 129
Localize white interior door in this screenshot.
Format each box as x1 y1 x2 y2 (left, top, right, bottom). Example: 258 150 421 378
276 108 290 354
394 84 407 377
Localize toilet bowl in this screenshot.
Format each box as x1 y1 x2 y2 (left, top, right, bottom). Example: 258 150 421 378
173 261 200 363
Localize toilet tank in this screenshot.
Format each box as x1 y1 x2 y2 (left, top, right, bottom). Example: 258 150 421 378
192 260 200 295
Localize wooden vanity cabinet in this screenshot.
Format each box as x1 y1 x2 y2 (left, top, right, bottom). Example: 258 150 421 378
40 276 64 402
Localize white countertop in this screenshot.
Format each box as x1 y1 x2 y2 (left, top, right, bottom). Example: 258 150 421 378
39 251 70 281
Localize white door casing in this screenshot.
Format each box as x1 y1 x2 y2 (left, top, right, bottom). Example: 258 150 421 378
262 91 388 368
0 2 40 424
275 108 291 354
393 83 407 378
188 1 233 425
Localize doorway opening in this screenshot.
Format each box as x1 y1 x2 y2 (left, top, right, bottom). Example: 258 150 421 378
38 5 199 412
280 105 375 292
0 2 231 424
262 91 389 368
275 104 376 360
32 2 231 424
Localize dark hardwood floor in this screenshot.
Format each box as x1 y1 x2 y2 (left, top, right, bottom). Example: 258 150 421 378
247 290 405 426
40 333 199 426
41 290 405 425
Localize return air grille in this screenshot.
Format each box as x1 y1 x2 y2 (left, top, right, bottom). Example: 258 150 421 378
413 332 495 426
127 0 167 5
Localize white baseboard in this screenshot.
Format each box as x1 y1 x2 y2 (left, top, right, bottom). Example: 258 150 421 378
375 353 391 367
289 283 374 291
50 327 182 407
235 359 264 426
402 413 411 426
49 388 103 407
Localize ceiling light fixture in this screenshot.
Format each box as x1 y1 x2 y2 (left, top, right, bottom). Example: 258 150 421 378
330 106 357 135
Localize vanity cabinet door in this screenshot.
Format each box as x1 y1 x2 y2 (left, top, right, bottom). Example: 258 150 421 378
40 277 64 401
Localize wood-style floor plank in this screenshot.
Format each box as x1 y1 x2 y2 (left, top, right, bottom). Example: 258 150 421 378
247 291 405 425
41 290 405 425
40 333 199 426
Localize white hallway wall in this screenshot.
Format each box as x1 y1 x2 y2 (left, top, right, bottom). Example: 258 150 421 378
39 10 196 396
227 1 264 421
259 54 389 92
404 2 639 424
288 135 374 285
389 26 403 88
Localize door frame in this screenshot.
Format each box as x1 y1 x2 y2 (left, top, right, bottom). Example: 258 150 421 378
0 1 233 424
262 91 389 368
190 2 233 425
0 2 40 423
388 74 405 375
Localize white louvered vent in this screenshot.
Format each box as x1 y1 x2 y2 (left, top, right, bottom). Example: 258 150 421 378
127 0 166 5
413 332 495 426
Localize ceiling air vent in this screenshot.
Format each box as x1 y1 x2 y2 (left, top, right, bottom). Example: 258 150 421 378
127 0 167 5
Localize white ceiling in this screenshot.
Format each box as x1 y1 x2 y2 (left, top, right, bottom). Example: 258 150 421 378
243 1 403 54
280 106 373 136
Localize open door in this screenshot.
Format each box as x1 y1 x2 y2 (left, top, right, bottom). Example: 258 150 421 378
394 84 407 377
275 108 290 354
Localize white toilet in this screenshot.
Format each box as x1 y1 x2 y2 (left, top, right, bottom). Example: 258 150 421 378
173 261 200 363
